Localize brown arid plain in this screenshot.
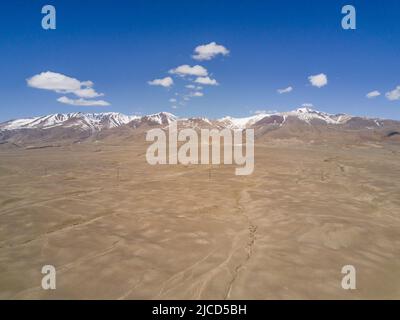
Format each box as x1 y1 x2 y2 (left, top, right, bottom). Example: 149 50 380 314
1 132 400 299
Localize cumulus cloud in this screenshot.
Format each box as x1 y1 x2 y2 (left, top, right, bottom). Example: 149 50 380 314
27 71 104 98
185 84 203 90
169 65 208 77
366 90 381 99
181 91 204 102
308 73 328 88
385 86 400 101
301 103 314 108
194 76 218 86
190 91 204 97
27 71 82 92
57 96 110 106
277 86 293 94
192 42 230 61
74 88 104 98
148 76 174 87
169 98 177 103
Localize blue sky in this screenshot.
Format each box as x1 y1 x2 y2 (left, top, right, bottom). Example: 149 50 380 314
1 0 400 122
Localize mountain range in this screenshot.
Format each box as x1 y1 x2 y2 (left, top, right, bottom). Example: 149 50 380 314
1 108 399 147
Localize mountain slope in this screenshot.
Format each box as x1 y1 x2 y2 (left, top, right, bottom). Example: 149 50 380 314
0 112 139 131
1 108 399 146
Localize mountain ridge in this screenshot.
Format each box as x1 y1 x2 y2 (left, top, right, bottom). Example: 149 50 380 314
1 108 399 147
0 107 395 132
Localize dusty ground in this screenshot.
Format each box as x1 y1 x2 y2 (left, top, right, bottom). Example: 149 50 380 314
0 139 400 299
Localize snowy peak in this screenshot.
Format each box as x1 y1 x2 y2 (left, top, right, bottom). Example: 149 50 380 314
0 112 139 131
140 112 177 125
218 113 273 129
0 108 393 133
216 108 338 129
0 111 183 132
216 107 359 129
282 108 350 124
296 107 314 113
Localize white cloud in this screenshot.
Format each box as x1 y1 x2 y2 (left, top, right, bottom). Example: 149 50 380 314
181 91 204 102
192 42 230 61
190 91 204 97
194 76 218 86
169 98 177 103
301 103 314 108
57 96 110 106
171 105 178 109
27 71 81 92
308 73 328 88
366 90 381 99
385 86 400 101
185 84 203 90
27 71 104 98
74 88 104 98
148 76 174 87
277 86 293 94
169 65 208 77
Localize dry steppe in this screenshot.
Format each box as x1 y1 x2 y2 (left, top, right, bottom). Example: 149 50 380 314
0 139 400 299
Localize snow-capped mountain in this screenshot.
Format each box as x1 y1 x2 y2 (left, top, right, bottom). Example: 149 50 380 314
0 108 397 134
0 112 139 131
282 107 353 124
1 108 399 146
217 108 355 129
218 113 271 129
138 112 177 126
